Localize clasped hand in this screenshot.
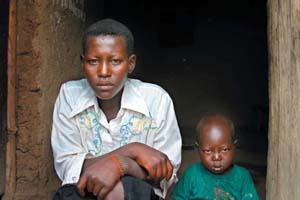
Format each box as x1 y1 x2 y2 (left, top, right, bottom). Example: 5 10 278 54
130 142 173 182
77 155 120 199
77 143 173 199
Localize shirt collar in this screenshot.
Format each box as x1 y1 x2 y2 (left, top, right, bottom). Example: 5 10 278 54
68 79 150 118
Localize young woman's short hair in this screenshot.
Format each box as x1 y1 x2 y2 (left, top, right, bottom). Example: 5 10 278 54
82 18 134 55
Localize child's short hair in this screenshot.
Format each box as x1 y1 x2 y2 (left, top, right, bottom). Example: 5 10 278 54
195 114 237 145
82 18 134 55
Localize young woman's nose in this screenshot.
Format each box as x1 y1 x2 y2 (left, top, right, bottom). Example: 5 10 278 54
97 62 111 77
212 152 222 161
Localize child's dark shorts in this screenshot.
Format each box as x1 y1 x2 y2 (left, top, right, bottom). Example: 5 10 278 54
53 176 159 200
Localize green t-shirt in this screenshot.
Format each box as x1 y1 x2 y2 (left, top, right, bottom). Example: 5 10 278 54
171 163 259 200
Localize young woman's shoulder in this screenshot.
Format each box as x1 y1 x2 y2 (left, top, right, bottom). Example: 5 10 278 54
128 79 174 112
128 78 170 97
57 79 94 111
62 78 89 91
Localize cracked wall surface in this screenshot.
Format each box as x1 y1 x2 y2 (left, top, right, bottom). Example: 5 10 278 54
14 1 85 199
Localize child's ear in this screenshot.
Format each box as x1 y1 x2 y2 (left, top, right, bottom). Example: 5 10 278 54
128 54 136 74
233 139 238 145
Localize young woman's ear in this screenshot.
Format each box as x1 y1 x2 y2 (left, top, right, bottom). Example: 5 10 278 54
128 54 136 73
80 55 85 73
80 54 84 62
80 55 85 67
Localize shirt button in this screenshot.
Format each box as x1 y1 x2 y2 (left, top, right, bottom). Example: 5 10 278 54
72 176 77 182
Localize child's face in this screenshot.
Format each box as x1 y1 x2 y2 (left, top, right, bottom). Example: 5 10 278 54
82 35 136 100
197 122 234 174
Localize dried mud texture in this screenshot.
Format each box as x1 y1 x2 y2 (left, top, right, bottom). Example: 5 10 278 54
14 1 85 199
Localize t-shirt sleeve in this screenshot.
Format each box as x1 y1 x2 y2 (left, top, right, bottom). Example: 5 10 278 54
241 170 260 200
151 94 182 198
171 166 194 200
51 84 91 185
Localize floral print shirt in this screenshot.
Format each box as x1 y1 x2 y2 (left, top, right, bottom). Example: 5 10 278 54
51 78 182 198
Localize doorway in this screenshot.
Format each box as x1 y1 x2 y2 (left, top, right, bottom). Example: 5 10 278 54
0 0 9 196
99 0 268 199
1 0 269 199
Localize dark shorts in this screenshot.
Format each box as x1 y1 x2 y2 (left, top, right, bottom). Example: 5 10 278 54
122 176 159 200
53 176 159 200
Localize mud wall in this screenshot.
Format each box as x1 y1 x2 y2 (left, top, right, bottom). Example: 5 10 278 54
12 1 86 199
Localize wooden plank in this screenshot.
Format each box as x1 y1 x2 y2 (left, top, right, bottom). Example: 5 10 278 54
4 0 17 199
0 0 9 196
267 0 300 199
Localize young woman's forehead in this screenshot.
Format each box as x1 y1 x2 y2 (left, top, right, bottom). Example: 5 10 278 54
86 35 126 47
85 35 128 56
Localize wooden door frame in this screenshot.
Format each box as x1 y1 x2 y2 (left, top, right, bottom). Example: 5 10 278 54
0 0 9 196
4 1 282 199
4 0 17 199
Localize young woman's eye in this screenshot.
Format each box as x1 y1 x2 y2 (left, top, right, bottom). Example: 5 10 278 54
87 59 99 65
111 59 121 65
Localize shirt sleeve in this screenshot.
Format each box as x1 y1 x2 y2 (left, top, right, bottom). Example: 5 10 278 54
51 84 91 185
241 170 260 200
151 94 182 198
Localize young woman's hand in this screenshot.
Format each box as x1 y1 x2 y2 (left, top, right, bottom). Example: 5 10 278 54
77 155 121 199
130 143 173 182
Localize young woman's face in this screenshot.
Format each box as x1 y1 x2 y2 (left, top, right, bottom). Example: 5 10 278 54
198 122 234 174
82 35 136 100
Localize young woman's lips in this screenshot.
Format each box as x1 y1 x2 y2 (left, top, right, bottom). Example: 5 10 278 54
96 83 114 90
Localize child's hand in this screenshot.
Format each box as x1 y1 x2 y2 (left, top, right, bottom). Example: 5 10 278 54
133 143 173 182
77 155 121 199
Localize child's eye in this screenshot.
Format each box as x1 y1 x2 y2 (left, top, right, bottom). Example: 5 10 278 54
111 59 121 65
221 148 230 153
202 149 211 154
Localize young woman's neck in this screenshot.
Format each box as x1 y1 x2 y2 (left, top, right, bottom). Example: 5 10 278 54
98 89 123 122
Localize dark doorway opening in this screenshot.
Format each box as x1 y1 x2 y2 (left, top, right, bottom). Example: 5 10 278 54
0 0 9 196
86 0 269 198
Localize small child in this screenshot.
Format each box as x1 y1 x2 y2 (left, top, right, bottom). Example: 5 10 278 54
171 114 259 200
51 18 181 200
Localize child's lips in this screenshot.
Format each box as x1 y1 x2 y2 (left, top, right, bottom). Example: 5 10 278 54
212 164 223 172
212 168 223 174
213 166 222 170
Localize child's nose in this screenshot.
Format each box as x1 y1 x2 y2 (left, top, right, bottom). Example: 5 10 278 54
212 152 222 161
97 62 111 77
